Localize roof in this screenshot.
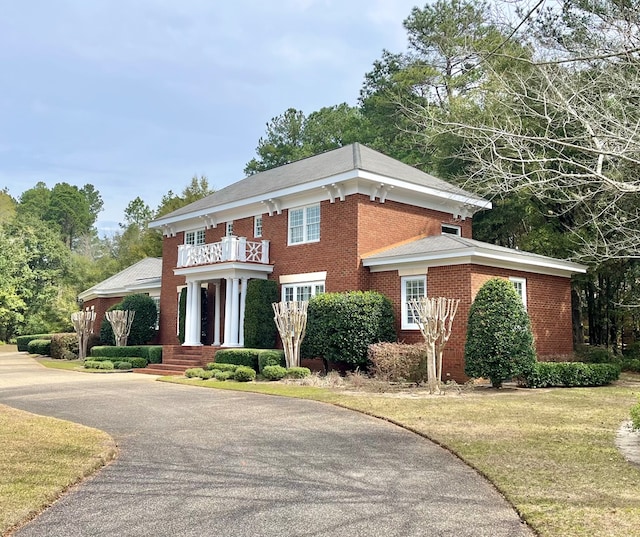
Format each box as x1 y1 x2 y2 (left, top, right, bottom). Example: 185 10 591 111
362 234 587 277
78 257 162 302
150 143 490 228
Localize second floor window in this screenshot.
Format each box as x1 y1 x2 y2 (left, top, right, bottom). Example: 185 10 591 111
226 221 234 236
254 215 263 238
289 203 320 245
185 229 205 246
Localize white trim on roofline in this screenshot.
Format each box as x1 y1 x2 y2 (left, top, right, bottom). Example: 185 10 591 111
363 247 586 278
150 170 490 233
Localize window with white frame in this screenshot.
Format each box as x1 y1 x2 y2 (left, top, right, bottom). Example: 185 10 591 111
254 215 263 238
226 221 234 236
401 275 427 329
509 277 527 309
288 204 320 245
185 229 206 246
441 224 461 236
282 281 325 302
152 296 161 330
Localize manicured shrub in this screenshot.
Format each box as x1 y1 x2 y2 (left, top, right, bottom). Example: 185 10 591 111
258 350 286 373
90 345 161 364
50 333 78 359
61 350 77 360
575 345 619 364
368 342 427 382
621 358 640 373
302 291 396 368
97 360 114 370
207 362 238 372
285 367 311 379
84 360 100 369
262 365 287 381
233 366 256 382
243 279 278 348
214 370 233 381
185 368 206 378
116 361 132 370
27 339 51 356
214 349 259 370
631 401 640 431
200 370 214 380
523 362 620 388
100 294 158 346
129 357 148 368
464 278 536 388
17 334 51 352
141 345 163 364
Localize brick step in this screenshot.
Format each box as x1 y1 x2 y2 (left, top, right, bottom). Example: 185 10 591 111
134 367 184 376
177 347 204 356
146 363 193 371
163 358 203 367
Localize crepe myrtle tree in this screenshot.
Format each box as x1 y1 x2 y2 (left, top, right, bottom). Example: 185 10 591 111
464 278 536 388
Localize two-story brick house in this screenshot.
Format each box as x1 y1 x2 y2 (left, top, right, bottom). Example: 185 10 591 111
146 143 585 379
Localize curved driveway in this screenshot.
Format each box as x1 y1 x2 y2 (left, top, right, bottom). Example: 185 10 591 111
0 353 532 537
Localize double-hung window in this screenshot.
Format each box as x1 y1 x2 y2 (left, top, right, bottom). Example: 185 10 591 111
185 229 206 246
401 275 426 330
288 204 320 245
509 277 527 309
254 215 263 238
282 282 325 302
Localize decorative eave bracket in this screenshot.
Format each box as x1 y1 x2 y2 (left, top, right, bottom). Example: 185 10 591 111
262 198 282 216
370 183 393 203
162 225 176 237
200 214 217 229
322 183 345 203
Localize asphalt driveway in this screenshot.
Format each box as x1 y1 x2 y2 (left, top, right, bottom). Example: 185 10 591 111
0 352 533 537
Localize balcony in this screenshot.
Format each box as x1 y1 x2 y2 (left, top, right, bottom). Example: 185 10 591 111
177 236 270 268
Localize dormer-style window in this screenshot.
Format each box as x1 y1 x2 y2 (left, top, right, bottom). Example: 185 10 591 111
289 203 320 245
254 215 263 238
185 229 206 246
441 224 461 236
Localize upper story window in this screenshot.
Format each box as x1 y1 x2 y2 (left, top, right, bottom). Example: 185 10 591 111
226 221 234 236
254 215 263 238
441 224 461 236
509 277 527 309
283 281 325 302
185 229 206 246
401 275 426 330
289 203 320 245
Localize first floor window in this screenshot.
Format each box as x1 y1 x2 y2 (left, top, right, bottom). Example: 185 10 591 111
283 282 325 302
401 275 426 330
509 277 527 309
288 203 320 244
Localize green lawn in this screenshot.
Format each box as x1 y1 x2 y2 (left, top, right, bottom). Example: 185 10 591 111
163 374 640 537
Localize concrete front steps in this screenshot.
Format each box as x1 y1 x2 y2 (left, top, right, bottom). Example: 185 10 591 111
134 345 218 376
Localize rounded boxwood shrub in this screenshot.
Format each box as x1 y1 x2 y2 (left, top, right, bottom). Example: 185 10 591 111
302 291 396 368
27 339 51 356
464 278 536 388
258 350 286 373
116 361 132 370
244 279 278 348
285 366 311 379
233 366 256 382
262 365 287 381
214 370 234 381
84 360 100 369
185 368 206 378
97 360 114 370
100 294 158 346
208 362 238 372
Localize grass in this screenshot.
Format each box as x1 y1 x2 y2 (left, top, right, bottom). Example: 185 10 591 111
0 405 116 536
162 373 640 537
35 358 84 371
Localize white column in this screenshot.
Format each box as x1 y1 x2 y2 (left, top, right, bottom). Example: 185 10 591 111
213 281 221 346
193 281 202 345
184 281 202 346
223 277 232 346
239 278 248 347
230 278 240 346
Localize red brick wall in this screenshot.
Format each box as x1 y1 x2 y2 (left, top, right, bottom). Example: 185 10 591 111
158 233 184 345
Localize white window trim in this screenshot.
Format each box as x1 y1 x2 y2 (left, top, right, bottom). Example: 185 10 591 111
185 228 206 246
288 203 320 245
509 277 527 310
401 275 427 330
281 281 325 302
226 221 234 237
254 215 263 238
441 224 461 236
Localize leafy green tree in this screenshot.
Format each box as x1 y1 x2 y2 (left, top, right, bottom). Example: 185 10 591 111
464 278 536 388
17 181 51 221
0 189 16 223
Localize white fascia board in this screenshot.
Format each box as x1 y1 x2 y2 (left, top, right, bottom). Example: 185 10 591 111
174 262 274 281
364 247 586 277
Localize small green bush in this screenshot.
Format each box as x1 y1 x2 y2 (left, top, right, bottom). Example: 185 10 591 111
27 339 51 356
50 333 79 359
84 360 100 369
116 361 132 370
262 365 287 381
233 366 256 382
207 362 238 372
631 401 640 431
524 362 620 388
17 334 52 352
200 370 214 379
285 366 311 379
97 360 114 370
61 350 77 360
185 368 206 378
575 345 618 364
214 349 259 370
621 358 640 372
258 350 286 373
214 370 234 381
142 346 163 364
129 357 148 368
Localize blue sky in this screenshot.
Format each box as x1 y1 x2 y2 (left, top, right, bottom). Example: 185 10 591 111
0 0 420 234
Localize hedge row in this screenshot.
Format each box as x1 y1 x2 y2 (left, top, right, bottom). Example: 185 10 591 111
22 332 79 359
17 334 52 352
27 339 51 356
523 362 620 388
185 365 256 382
90 345 162 364
214 348 285 372
84 359 146 370
87 355 148 368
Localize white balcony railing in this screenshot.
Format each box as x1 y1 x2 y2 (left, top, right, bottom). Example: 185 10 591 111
177 236 270 268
